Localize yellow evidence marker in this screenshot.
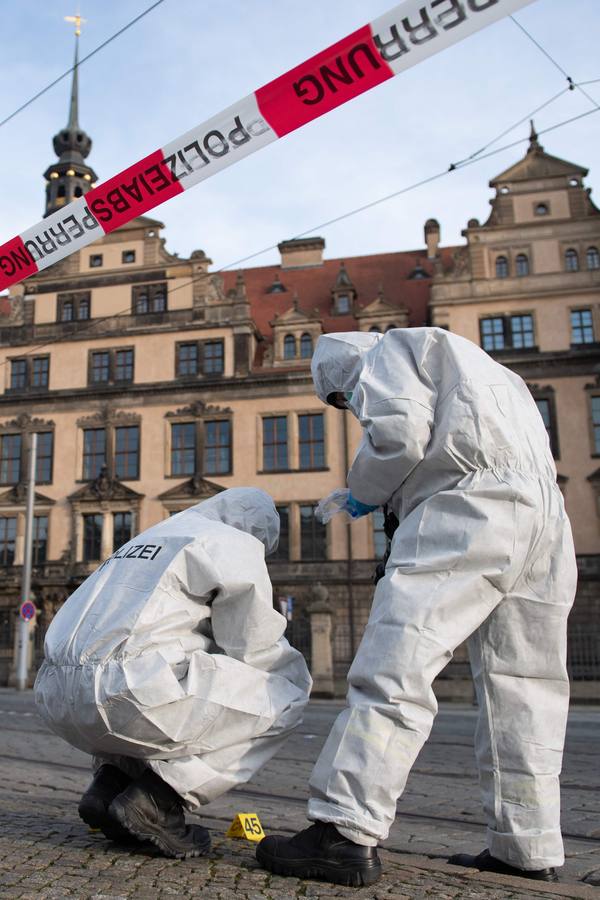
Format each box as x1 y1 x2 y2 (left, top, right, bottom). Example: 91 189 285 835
226 813 266 842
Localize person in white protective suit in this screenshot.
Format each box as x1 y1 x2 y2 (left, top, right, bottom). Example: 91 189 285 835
256 328 577 888
35 487 312 859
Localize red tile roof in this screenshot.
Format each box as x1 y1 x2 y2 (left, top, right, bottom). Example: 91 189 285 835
222 245 457 342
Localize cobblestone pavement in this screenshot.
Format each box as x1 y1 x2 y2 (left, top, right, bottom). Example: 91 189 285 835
1 690 599 899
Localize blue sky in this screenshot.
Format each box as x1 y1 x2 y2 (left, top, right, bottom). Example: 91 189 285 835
1 0 599 270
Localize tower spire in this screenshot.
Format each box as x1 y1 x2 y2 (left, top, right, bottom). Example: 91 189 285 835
43 13 97 217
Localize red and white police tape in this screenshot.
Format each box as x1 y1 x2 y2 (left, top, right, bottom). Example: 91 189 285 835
0 0 535 293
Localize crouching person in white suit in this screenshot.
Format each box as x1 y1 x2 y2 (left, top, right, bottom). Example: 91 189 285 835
35 488 312 859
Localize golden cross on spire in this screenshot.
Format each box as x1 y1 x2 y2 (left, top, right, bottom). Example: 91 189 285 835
65 12 86 37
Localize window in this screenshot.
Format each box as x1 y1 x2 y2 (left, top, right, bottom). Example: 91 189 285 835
495 256 509 278
58 291 90 322
122 250 136 264
565 249 579 272
283 335 296 359
36 432 54 484
336 294 351 314
83 428 106 480
132 282 167 314
10 359 27 389
535 203 549 216
300 505 326 560
203 340 224 375
175 340 224 377
587 247 600 270
534 398 559 459
369 326 381 333
113 512 132 552
115 349 134 382
91 351 110 384
299 414 325 470
176 343 198 376
510 315 534 349
114 426 140 480
480 317 505 351
515 254 529 277
0 517 17 566
89 348 134 385
171 423 196 476
373 509 387 560
9 356 49 390
61 299 74 322
271 506 289 560
32 358 49 387
300 333 313 359
263 417 288 471
89 254 103 268
592 396 600 455
32 515 48 566
83 514 103 561
571 309 594 345
480 315 535 352
0 434 21 484
204 420 231 475
78 296 90 320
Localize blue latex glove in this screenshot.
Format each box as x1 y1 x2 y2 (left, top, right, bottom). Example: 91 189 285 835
345 493 378 519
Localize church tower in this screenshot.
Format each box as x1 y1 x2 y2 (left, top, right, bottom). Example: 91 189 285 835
43 26 97 217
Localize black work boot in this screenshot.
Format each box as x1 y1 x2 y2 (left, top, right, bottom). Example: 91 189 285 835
256 821 382 887
108 769 210 859
78 764 137 844
448 849 559 882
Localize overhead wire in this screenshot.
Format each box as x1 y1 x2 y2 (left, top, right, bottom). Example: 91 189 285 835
1 98 598 373
0 0 167 130
510 14 600 111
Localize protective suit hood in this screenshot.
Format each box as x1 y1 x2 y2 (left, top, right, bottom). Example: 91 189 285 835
190 487 279 555
311 332 381 404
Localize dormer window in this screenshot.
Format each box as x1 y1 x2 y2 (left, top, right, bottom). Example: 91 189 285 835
267 275 287 294
495 256 509 278
89 254 103 268
283 335 296 359
499 186 510 195
535 202 549 216
336 294 351 314
122 250 136 264
300 333 313 359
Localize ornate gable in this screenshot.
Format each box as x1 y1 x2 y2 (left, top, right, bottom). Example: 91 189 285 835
158 475 224 503
69 467 144 503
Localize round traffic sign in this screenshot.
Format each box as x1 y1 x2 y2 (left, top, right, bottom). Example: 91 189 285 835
20 601 36 622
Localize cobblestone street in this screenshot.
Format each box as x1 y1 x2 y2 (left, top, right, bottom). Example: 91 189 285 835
1 690 598 899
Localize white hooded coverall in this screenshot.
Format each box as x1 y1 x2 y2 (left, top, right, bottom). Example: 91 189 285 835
309 328 576 870
35 488 312 809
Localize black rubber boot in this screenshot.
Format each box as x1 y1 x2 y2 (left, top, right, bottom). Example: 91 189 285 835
78 764 137 844
448 849 559 882
256 821 382 888
108 769 210 859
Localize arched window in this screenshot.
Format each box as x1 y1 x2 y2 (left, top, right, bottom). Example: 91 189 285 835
515 253 529 277
300 333 313 358
495 256 509 278
74 186 83 198
535 202 549 216
565 249 579 272
385 323 397 332
586 247 600 270
283 334 296 359
57 185 66 198
369 325 381 333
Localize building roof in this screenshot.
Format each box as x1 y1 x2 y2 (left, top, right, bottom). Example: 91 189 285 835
222 245 457 341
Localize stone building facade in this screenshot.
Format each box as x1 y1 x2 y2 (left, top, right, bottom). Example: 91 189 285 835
0 62 598 693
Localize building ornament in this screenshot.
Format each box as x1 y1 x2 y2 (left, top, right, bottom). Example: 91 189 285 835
165 401 232 419
76 404 141 429
0 413 54 434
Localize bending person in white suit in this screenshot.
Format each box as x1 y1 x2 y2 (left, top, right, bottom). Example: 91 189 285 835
257 328 576 888
35 487 311 859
